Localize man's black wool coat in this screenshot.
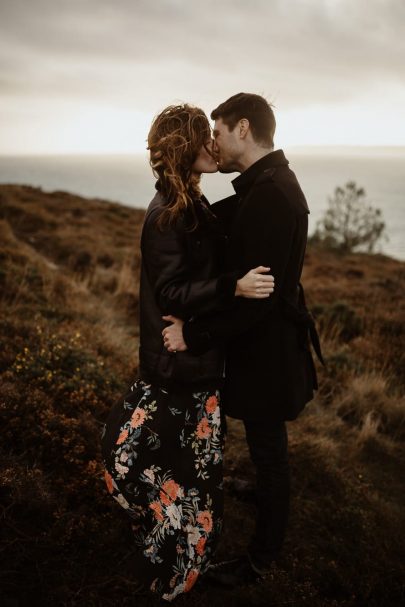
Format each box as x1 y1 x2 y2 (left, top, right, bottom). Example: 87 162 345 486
183 150 318 421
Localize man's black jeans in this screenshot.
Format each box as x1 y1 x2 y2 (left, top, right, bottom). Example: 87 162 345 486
243 419 290 571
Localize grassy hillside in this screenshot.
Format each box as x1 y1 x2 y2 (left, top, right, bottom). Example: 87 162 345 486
0 184 404 607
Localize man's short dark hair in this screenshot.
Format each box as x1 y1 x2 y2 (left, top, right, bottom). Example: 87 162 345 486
211 93 275 147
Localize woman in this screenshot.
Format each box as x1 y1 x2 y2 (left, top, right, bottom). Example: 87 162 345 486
101 104 274 602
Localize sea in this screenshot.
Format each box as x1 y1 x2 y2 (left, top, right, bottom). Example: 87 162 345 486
0 147 404 260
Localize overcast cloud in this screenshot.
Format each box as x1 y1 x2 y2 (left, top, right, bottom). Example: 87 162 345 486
0 0 404 152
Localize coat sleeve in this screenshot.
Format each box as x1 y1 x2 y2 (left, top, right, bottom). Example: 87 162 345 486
141 211 237 319
182 184 296 353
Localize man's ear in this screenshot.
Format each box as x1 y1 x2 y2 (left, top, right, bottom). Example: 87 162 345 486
239 118 250 139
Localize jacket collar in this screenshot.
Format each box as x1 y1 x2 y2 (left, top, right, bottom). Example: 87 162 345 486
231 149 289 196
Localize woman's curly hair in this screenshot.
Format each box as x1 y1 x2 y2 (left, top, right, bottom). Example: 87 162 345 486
147 104 212 229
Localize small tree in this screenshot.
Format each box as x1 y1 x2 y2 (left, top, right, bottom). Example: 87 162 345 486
313 181 387 253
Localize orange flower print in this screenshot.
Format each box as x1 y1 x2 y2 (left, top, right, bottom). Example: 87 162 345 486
149 501 164 521
184 568 199 592
116 428 129 445
169 573 180 589
196 417 211 439
196 536 206 556
130 407 146 429
160 479 180 506
205 395 218 414
104 469 114 494
197 510 213 533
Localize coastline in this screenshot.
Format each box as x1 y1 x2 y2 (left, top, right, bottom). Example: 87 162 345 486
1 149 404 261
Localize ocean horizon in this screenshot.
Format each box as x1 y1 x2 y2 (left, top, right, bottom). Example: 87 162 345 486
1 146 404 260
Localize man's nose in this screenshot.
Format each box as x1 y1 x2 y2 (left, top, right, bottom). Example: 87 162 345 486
213 140 219 154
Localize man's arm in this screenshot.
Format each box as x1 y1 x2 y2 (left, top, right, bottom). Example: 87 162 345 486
182 185 296 353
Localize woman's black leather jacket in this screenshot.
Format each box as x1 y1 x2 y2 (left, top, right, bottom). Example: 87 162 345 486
138 190 237 388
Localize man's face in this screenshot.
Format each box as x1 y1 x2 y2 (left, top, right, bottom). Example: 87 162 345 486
212 118 241 173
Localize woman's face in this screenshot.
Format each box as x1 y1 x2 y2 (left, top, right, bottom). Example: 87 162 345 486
191 138 218 175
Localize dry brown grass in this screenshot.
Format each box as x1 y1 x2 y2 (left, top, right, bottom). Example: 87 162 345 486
334 373 405 440
0 184 404 607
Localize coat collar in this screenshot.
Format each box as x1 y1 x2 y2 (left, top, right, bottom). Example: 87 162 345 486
231 149 289 196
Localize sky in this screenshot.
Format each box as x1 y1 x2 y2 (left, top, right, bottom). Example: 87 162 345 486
0 0 404 154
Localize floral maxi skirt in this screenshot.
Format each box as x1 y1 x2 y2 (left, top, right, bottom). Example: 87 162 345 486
101 379 225 602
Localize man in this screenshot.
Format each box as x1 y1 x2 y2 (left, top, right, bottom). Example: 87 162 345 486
162 93 320 585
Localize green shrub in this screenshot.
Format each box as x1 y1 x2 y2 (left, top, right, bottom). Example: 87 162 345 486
311 181 387 253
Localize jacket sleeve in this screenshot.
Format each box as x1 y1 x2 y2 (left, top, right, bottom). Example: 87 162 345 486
182 184 296 353
141 210 238 319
